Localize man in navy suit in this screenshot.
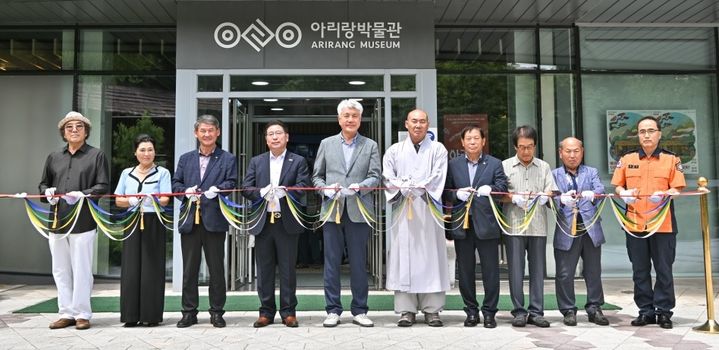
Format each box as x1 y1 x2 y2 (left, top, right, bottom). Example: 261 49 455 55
552 137 609 326
444 125 508 328
172 115 237 328
241 120 309 328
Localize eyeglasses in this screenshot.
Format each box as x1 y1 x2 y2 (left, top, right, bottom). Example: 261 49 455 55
638 129 658 135
64 124 85 131
266 131 285 137
516 144 535 151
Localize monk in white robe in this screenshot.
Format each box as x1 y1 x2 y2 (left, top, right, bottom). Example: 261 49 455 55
383 109 449 327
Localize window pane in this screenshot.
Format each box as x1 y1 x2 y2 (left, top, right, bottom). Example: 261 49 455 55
539 28 573 70
437 73 537 161
79 29 176 71
580 28 715 70
581 73 718 276
435 28 536 70
0 29 74 71
230 75 383 91
391 75 415 91
76 74 176 278
198 75 223 92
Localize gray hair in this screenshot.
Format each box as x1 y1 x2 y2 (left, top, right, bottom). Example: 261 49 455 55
194 114 220 130
558 137 584 150
337 99 363 115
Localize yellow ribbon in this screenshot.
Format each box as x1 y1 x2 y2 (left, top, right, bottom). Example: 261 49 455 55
52 205 58 229
194 201 200 225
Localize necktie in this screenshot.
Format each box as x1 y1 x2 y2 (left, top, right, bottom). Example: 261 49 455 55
413 143 420 153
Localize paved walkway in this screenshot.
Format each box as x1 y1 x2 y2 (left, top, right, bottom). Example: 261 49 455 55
1 278 719 349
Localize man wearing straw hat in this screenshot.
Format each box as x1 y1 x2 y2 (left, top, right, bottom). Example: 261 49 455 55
611 116 686 329
39 111 110 330
552 137 608 327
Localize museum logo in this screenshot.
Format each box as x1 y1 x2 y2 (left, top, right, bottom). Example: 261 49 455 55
214 19 402 52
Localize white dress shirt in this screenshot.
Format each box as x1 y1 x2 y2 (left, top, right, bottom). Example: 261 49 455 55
267 149 286 212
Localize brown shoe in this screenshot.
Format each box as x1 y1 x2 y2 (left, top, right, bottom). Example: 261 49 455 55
253 316 274 328
75 319 91 330
49 318 76 329
282 315 299 328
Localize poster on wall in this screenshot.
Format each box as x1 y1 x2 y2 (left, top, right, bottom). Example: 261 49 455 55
443 114 489 160
607 110 698 174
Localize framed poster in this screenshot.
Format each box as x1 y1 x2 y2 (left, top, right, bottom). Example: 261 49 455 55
607 110 698 174
442 114 489 159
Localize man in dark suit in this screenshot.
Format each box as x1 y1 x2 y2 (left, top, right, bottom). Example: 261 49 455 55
241 120 309 328
444 125 508 328
172 114 237 328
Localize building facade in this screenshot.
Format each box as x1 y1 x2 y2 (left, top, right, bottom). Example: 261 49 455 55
0 0 717 290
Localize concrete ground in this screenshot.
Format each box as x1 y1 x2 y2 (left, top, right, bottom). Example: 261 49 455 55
1 277 719 349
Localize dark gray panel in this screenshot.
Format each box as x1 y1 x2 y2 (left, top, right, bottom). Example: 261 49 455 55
178 1 434 69
440 0 469 23
455 0 489 23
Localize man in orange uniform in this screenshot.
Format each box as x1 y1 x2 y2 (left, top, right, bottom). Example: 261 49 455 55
611 116 685 329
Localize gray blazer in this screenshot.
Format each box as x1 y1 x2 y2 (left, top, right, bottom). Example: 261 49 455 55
312 133 381 223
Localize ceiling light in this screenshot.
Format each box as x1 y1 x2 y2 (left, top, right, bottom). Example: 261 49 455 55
252 81 269 86
271 108 284 111
263 98 278 102
348 80 365 86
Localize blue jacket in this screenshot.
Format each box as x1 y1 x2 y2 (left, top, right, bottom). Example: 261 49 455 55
172 147 237 234
551 165 605 251
444 154 508 240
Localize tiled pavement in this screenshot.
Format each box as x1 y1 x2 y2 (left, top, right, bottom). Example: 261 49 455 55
1 278 719 349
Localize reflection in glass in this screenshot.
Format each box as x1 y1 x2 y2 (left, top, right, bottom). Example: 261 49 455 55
539 28 573 71
0 29 74 71
198 75 223 92
79 29 176 71
435 28 536 70
230 75 383 91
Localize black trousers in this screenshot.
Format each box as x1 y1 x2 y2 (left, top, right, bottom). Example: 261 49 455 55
454 233 500 317
255 216 300 319
121 214 166 323
554 233 604 315
180 223 226 316
626 232 676 317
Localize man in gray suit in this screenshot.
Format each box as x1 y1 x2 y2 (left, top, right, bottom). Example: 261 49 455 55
313 99 381 327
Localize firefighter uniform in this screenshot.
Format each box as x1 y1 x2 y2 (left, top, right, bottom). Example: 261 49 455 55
611 148 686 319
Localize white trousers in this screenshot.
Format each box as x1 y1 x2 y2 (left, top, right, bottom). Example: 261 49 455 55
394 291 446 314
48 229 96 320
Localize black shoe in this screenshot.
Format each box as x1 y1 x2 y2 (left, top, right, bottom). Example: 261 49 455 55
511 314 527 327
144 322 160 327
210 314 226 328
588 309 609 326
657 314 673 329
527 315 550 328
563 310 577 326
483 314 497 329
464 314 479 327
630 314 656 326
176 314 198 328
123 322 138 328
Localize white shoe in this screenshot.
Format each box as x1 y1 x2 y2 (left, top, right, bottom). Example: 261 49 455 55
352 313 374 327
323 313 341 327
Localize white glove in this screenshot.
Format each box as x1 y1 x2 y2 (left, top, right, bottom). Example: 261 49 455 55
142 194 154 205
580 190 596 202
410 186 426 198
476 185 492 197
128 196 141 207
348 183 361 192
273 186 287 199
259 184 272 198
248 234 255 248
456 187 472 202
185 185 199 201
340 183 361 196
323 183 340 199
511 194 527 207
560 190 577 208
13 192 27 198
649 191 664 203
536 194 549 206
45 187 58 205
204 185 220 199
62 191 85 205
620 189 637 204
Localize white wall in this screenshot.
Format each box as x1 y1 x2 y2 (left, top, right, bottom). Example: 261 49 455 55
0 75 73 274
